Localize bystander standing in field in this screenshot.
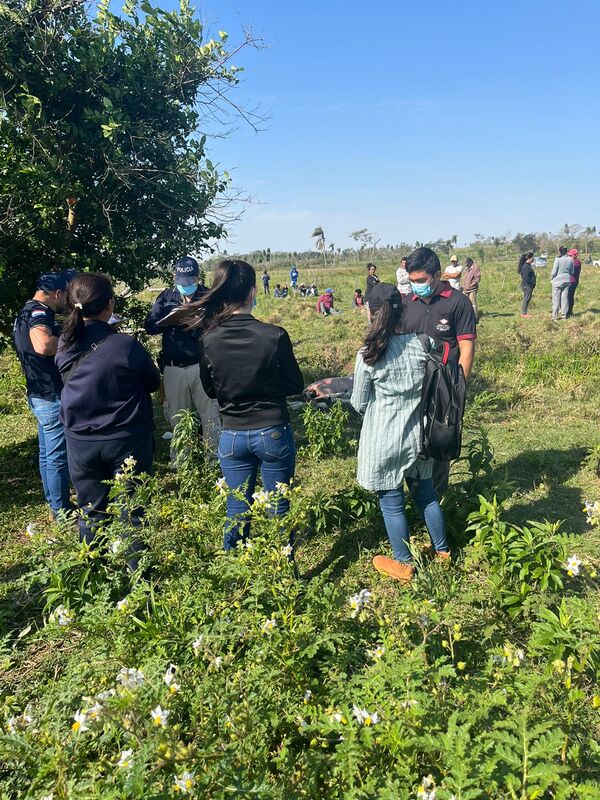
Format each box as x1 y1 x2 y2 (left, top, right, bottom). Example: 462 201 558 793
262 269 271 295
55 273 161 568
365 263 380 322
463 257 481 318
402 247 476 497
443 255 463 290
566 249 581 317
144 257 220 457
290 266 299 290
396 256 412 295
551 246 574 321
13 272 75 519
518 252 536 316
351 282 450 585
187 260 304 550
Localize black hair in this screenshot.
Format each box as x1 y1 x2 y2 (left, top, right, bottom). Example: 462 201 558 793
354 288 362 294
366 262 376 271
186 260 256 331
61 273 114 347
517 251 534 274
401 256 407 264
361 293 403 366
406 247 441 277
465 257 474 268
559 245 568 256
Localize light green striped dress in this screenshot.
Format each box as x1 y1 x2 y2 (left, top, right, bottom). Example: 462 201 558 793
351 334 434 491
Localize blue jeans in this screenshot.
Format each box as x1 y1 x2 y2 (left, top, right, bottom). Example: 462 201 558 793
377 478 448 563
28 396 71 516
218 424 296 550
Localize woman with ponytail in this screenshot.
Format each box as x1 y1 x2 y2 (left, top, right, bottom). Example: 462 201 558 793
186 259 304 550
55 273 160 564
351 282 450 585
518 252 536 317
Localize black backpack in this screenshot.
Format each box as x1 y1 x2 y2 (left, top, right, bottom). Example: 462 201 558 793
416 334 466 461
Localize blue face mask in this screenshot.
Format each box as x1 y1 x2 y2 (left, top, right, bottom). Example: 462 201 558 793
177 283 197 297
410 280 435 298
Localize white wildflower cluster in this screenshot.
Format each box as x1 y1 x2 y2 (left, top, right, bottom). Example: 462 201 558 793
192 636 204 656
417 775 437 800
151 705 169 727
261 618 277 635
281 543 294 557
348 588 372 618
352 704 379 726
275 481 291 497
492 643 525 668
164 664 180 693
215 477 228 495
116 667 145 690
174 770 196 794
49 605 73 627
117 748 134 769
110 538 123 554
72 700 102 734
251 490 270 507
584 499 600 526
114 455 137 482
367 645 385 661
25 522 37 538
564 554 582 577
6 709 33 734
116 598 129 612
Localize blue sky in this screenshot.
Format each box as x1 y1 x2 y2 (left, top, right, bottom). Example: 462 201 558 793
180 0 599 252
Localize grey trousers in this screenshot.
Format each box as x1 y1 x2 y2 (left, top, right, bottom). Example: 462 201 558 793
163 364 221 450
551 284 570 320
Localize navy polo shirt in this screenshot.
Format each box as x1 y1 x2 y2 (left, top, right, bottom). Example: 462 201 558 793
13 300 62 399
144 285 205 366
402 281 477 363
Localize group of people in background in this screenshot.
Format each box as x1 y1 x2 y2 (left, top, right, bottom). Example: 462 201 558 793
518 246 582 319
12 240 585 585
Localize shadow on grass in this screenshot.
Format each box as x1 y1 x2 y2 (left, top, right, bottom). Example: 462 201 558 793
300 521 388 582
0 434 44 514
487 447 588 534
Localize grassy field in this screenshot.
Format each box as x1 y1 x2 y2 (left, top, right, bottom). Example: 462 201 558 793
1 258 599 798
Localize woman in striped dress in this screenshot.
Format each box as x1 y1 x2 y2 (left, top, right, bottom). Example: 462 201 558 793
351 283 450 584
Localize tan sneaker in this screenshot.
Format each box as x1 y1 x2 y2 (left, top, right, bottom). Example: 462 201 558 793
372 555 414 584
435 550 451 564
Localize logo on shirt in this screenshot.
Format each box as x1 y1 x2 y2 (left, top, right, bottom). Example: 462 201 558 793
436 318 451 333
31 310 48 318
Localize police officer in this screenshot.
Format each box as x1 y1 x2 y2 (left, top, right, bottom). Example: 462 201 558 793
13 272 74 518
144 257 220 451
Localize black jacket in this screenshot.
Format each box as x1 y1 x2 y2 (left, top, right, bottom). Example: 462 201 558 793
144 286 205 366
199 314 304 430
519 262 536 288
55 321 160 440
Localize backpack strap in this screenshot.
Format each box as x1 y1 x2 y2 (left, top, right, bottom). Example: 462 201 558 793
61 336 111 386
416 333 431 354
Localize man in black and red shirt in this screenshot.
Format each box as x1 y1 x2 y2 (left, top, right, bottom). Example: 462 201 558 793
402 247 477 495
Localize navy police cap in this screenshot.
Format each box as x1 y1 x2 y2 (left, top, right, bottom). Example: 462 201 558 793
38 272 69 292
175 256 199 286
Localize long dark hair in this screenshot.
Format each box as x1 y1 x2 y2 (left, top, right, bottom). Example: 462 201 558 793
187 259 256 331
517 251 534 274
361 297 403 366
465 257 474 268
61 273 114 347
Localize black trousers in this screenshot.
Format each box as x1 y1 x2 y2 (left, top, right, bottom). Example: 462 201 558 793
566 283 578 317
521 285 534 315
66 433 154 547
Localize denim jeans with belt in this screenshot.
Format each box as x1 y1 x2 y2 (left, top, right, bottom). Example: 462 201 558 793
27 395 71 516
377 477 448 563
218 424 296 550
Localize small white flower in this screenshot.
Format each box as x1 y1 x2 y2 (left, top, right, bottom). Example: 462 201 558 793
85 702 102 721
6 716 17 734
417 775 437 800
348 589 372 618
212 656 224 670
251 490 270 507
25 522 36 538
275 481 291 496
40 795 54 800
111 539 123 554
116 598 128 612
150 705 169 727
303 690 312 703
332 712 344 723
400 698 418 709
49 605 73 627
123 455 137 469
215 477 228 495
515 648 525 662
261 618 277 635
192 636 204 656
174 770 196 794
243 540 254 550
352 704 379 726
117 748 133 768
281 543 293 557
72 709 89 733
116 667 145 689
368 645 385 661
564 555 582 576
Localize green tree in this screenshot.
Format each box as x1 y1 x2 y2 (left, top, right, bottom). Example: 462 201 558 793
0 0 250 329
311 226 327 266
